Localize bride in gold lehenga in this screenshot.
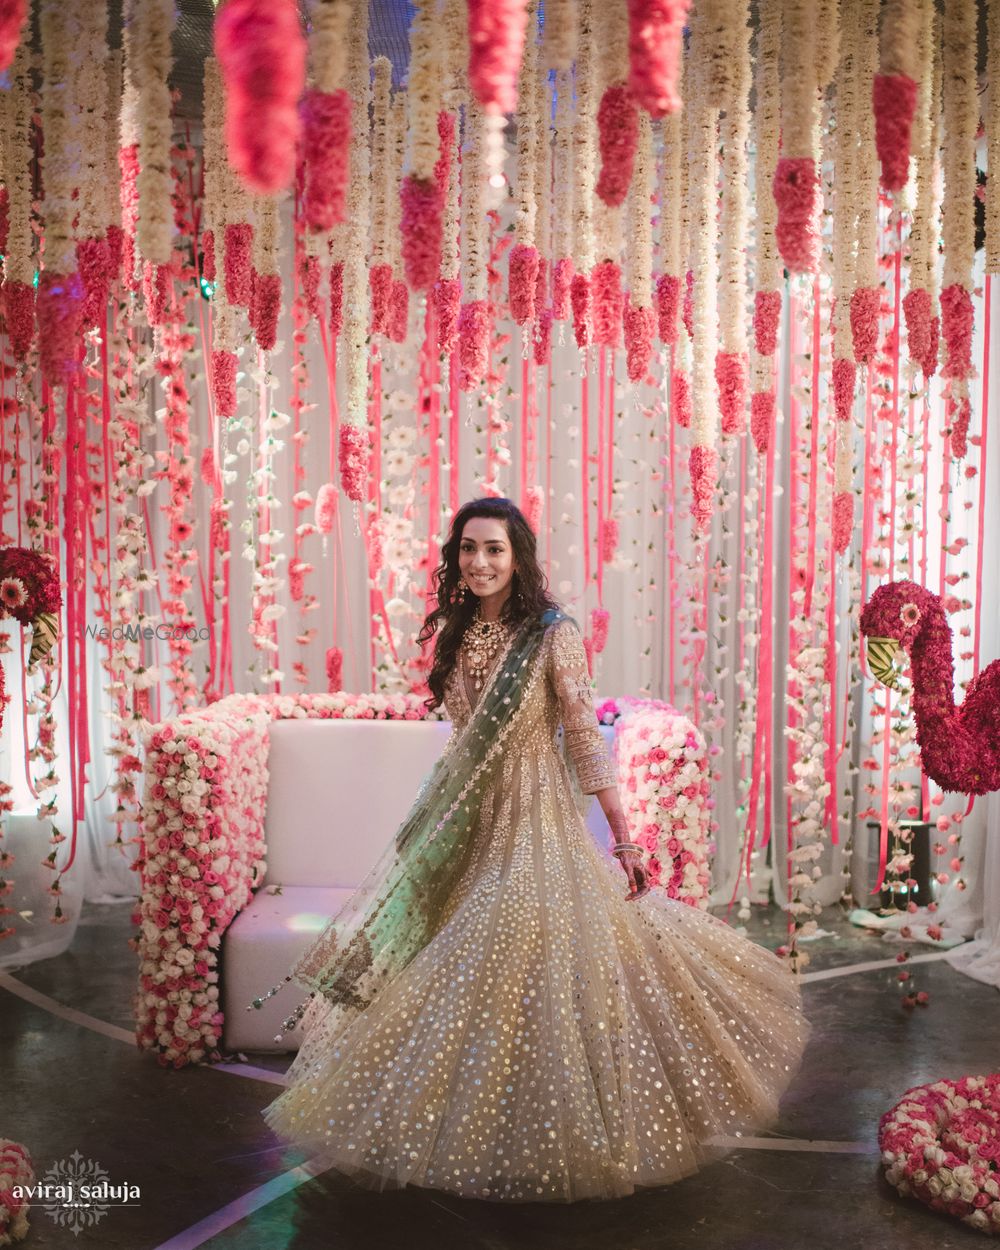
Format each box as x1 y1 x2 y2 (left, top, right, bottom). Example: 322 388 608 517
256 497 809 1203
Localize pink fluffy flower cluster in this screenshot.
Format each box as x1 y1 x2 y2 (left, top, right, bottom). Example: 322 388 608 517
0 1137 33 1245
133 691 447 1067
879 1074 1000 1235
598 697 713 907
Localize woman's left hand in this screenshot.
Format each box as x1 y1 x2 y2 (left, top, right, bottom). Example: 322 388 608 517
617 848 651 901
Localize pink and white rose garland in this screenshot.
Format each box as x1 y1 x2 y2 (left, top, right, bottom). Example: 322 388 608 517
0 1139 33 1245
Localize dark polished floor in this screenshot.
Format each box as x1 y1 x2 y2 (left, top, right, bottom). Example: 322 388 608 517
3 899 997 1250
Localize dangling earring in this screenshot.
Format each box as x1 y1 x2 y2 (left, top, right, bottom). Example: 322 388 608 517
457 581 468 603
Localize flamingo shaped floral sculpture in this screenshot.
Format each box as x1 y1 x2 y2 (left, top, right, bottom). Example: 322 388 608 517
860 580 1000 796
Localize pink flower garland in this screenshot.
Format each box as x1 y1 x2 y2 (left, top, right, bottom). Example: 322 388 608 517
0 185 7 254
832 490 854 554
750 389 774 454
591 607 610 653
212 351 237 418
389 278 409 344
458 299 490 390
223 223 253 308
715 351 747 435
689 444 718 533
873 73 918 194
601 516 619 563
833 356 857 422
626 0 689 118
214 0 306 194
592 260 623 348
673 369 692 429
753 289 781 356
570 272 592 348
329 260 344 338
143 261 171 327
903 287 935 375
850 286 881 363
369 262 392 336
315 483 337 534
2 279 34 361
595 84 639 207
251 271 281 351
940 283 974 380
950 395 971 461
467 0 529 115
118 143 140 291
434 277 462 353
534 307 553 366
655 273 680 344
508 242 539 325
772 156 820 273
400 175 445 292
0 0 27 74
36 269 83 387
338 422 369 503
325 646 343 692
623 298 654 382
553 258 574 321
534 257 548 311
299 88 352 231
523 483 545 533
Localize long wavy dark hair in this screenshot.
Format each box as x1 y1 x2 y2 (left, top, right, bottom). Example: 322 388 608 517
417 498 560 711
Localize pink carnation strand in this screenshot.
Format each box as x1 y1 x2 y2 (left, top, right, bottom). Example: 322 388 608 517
338 423 369 503
850 286 881 364
715 351 747 435
753 289 781 356
0 0 26 74
571 272 592 348
552 257 574 321
626 0 689 118
37 269 84 388
689 444 718 534
467 0 529 115
873 73 918 194
223 223 254 308
750 389 774 454
2 279 34 361
508 242 539 325
592 260 623 348
656 273 680 345
832 490 854 553
595 84 639 207
434 277 462 354
623 299 654 383
772 156 820 273
300 88 352 232
458 299 490 390
214 0 306 194
401 174 445 291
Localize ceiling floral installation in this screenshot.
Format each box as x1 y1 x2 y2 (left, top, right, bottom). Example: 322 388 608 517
0 0 995 996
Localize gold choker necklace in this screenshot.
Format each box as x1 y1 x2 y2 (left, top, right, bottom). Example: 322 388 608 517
462 609 512 691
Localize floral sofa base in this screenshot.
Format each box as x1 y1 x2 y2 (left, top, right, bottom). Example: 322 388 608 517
133 693 710 1067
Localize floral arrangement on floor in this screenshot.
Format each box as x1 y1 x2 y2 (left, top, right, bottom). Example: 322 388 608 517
596 696 713 908
879 1074 1000 1234
0 1138 33 1246
0 546 62 689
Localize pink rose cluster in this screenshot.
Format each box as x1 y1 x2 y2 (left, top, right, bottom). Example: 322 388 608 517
879 1074 1000 1235
134 691 448 1067
607 697 713 908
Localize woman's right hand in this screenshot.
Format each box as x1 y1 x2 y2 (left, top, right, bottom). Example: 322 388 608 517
616 848 650 900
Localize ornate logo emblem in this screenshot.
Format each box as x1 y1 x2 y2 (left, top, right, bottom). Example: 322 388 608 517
20 1150 141 1236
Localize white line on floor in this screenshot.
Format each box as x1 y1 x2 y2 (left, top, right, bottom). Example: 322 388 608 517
707 1135 876 1154
213 1061 288 1086
800 949 953 983
0 971 135 1044
151 1154 336 1250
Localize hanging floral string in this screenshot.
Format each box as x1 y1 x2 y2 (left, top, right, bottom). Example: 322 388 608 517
467 0 529 195
571 0 596 348
510 3 540 326
773 0 820 273
850 0 880 368
459 98 490 389
939 0 977 461
1 43 34 361
214 0 305 195
750 0 780 455
623 110 654 383
550 68 574 323
716 0 751 437
436 97 463 353
595 0 637 209
626 0 688 118
75 2 113 331
400 0 445 290
300 0 352 233
0 0 26 73
656 83 683 349
988 0 1000 276
873 0 921 194
369 56 393 336
133 0 175 268
903 2 939 376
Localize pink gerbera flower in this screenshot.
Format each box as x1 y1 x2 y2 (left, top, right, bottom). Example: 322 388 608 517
899 602 921 627
0 577 27 611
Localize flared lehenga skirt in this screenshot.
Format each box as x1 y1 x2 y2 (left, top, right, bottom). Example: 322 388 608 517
262 744 809 1203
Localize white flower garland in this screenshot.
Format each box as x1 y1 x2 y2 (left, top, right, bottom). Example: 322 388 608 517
132 0 175 265
388 91 406 274
552 68 573 264
202 57 223 239
627 109 653 308
252 195 279 278
39 0 76 276
542 0 576 70
441 0 467 103
718 0 750 358
535 63 553 273
941 0 977 292
753 0 780 298
2 44 33 286
658 92 682 285
344 0 371 427
880 0 921 81
104 51 123 237
595 0 627 90
406 0 440 183
779 0 817 164
75 3 109 243
572 0 596 274
832 0 860 497
701 0 745 112
854 0 879 294
812 0 841 94
988 0 1000 274
687 41 718 450
462 98 488 302
514 3 539 248
442 102 462 282
308 0 351 93
370 56 392 267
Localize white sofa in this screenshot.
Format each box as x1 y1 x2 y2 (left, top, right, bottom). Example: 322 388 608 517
222 718 616 1052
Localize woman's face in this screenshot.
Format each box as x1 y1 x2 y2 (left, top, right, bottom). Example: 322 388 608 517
458 517 517 612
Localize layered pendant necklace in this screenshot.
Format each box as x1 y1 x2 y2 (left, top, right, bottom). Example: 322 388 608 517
462 605 512 692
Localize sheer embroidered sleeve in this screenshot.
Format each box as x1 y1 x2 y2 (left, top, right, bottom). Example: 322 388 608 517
547 618 617 794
